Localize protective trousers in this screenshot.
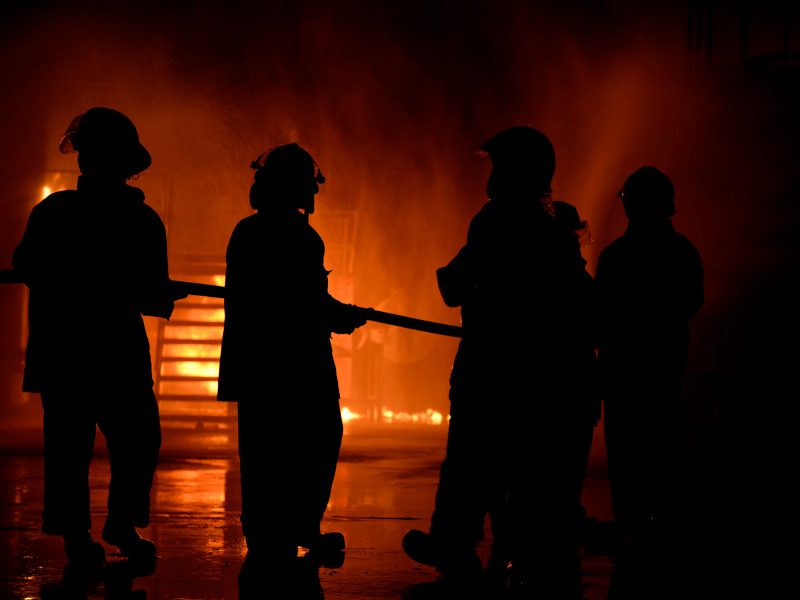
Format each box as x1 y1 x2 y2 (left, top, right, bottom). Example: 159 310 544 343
40 387 161 536
430 381 591 587
237 397 342 555
604 385 684 527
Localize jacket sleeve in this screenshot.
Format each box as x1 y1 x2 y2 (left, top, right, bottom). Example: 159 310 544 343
436 245 476 307
437 204 494 307
12 203 45 286
136 210 175 319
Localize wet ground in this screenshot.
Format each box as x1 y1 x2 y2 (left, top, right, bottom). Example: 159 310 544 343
1 423 615 599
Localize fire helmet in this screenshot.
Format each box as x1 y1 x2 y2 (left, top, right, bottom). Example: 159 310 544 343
249 143 325 211
619 166 676 221
554 200 594 246
481 126 556 194
59 107 151 178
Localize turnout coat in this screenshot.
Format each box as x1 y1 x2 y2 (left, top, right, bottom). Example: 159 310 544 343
217 209 351 404
13 176 172 393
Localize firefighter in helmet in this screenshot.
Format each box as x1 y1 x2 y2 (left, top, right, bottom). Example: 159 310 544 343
403 126 596 595
13 107 176 567
218 143 366 587
596 166 703 539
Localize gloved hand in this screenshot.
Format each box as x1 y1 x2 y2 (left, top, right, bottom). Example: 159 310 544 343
330 304 367 334
437 244 477 307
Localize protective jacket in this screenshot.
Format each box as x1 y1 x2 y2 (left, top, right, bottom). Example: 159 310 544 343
218 209 353 402
596 221 704 396
438 199 595 411
13 176 172 393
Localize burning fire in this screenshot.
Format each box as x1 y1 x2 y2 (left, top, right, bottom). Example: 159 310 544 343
35 174 450 428
341 406 361 423
157 269 447 426
41 184 67 202
340 406 445 425
40 172 71 203
381 407 445 425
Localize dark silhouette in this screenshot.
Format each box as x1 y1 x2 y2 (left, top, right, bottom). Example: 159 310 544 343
237 552 325 600
217 143 365 590
13 108 176 568
103 558 155 599
553 199 602 538
403 127 596 596
596 166 704 538
40 557 154 600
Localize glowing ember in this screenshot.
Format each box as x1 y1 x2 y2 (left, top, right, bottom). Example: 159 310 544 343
381 407 444 425
341 406 361 423
40 174 70 203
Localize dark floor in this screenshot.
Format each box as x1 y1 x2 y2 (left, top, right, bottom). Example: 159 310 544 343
0 423 617 599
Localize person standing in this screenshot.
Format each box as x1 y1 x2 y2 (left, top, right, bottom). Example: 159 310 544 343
596 166 704 539
218 143 365 589
13 107 176 567
403 126 596 596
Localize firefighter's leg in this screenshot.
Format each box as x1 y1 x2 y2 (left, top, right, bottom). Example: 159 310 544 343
281 401 342 549
312 398 343 528
416 389 488 579
293 398 345 567
41 390 105 566
99 387 160 558
605 394 648 531
41 390 96 536
237 400 296 560
644 387 686 527
508 413 581 596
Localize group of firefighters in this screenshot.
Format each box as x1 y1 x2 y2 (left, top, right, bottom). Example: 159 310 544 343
11 107 703 599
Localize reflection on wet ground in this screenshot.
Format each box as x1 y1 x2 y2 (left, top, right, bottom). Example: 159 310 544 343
1 424 613 599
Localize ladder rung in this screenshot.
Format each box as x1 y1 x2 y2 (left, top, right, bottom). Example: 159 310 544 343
158 394 221 401
160 339 221 345
159 375 219 381
160 357 220 363
174 302 224 309
164 321 224 327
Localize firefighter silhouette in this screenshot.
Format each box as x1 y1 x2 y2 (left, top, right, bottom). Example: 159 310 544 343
217 143 366 588
596 166 703 537
402 126 596 595
13 107 176 567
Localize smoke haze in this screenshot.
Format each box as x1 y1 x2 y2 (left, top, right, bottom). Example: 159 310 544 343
1 0 798 423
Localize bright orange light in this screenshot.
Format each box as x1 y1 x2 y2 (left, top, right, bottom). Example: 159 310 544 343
380 406 444 425
341 406 361 423
427 409 444 425
40 179 69 202
154 267 447 425
163 361 220 377
162 344 220 358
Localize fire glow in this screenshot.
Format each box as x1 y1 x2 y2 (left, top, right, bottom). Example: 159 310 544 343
341 406 445 426
115 249 449 426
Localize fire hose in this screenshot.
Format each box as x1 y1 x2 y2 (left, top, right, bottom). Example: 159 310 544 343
0 269 463 338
